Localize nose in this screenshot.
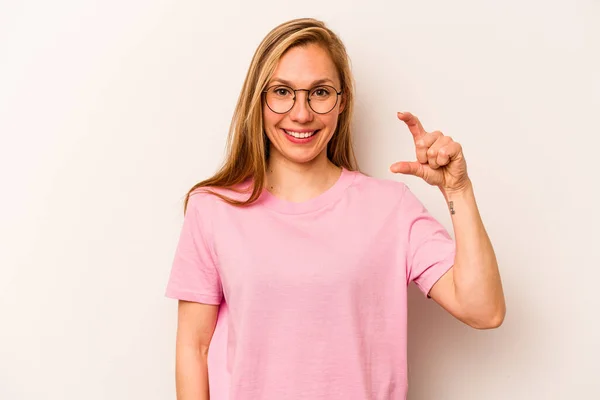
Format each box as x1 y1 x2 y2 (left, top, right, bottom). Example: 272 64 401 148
288 90 314 123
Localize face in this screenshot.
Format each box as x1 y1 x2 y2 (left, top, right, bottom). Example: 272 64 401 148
262 44 345 166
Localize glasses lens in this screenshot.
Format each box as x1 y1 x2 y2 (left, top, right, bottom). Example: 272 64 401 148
264 85 339 114
265 86 294 113
309 86 338 114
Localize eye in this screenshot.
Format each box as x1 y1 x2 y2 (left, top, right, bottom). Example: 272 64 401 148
272 87 292 97
311 87 331 97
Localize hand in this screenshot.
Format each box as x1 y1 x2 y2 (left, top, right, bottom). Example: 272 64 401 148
390 111 471 193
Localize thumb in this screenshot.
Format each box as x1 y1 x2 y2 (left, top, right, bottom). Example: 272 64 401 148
390 161 424 177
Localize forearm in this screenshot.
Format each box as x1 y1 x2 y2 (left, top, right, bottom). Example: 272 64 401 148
441 180 505 327
175 343 210 400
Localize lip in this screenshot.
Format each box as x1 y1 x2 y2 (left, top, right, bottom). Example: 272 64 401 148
282 128 319 133
281 128 320 144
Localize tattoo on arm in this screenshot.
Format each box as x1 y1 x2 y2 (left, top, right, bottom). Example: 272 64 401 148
448 201 455 215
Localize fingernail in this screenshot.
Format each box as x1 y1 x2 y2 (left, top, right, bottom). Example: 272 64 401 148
416 140 425 146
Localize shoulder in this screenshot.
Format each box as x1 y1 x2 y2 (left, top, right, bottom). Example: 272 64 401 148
348 170 410 201
186 182 253 212
346 170 429 215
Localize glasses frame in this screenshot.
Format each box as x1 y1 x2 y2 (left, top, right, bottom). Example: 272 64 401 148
262 84 343 115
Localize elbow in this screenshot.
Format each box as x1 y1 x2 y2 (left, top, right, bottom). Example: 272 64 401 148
467 304 506 330
475 311 505 330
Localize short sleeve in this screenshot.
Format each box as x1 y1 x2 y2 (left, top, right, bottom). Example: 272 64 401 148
165 193 223 305
402 185 456 298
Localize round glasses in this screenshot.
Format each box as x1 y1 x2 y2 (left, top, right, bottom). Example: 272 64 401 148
263 85 343 115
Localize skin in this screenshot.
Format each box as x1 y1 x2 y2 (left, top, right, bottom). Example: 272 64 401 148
262 44 346 202
174 44 347 400
175 301 218 400
392 113 506 328
264 43 506 329
174 40 506 400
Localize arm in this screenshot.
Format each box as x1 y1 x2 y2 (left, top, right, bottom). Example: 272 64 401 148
175 300 219 400
428 181 506 329
392 111 505 329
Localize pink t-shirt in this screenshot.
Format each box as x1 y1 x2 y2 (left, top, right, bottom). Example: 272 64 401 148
165 168 455 400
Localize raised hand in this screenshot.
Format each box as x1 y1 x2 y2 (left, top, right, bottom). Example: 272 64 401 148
391 111 471 193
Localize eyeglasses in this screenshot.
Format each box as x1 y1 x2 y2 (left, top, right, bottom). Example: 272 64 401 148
262 85 343 115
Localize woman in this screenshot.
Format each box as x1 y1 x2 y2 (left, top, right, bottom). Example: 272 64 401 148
165 18 505 400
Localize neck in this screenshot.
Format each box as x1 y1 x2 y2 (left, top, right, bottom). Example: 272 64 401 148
265 151 342 203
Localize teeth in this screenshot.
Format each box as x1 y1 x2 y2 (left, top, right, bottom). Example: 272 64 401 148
284 130 316 139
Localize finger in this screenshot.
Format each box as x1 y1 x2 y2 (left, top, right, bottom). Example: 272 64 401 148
390 161 425 178
436 146 451 167
397 111 426 140
426 135 452 169
435 146 450 167
441 141 462 162
416 131 443 164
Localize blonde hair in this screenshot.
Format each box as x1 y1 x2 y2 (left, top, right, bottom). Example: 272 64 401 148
183 18 358 213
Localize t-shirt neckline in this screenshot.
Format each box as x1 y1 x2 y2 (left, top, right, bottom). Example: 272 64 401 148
259 167 356 214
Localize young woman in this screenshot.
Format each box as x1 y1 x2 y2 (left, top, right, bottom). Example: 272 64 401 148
165 18 505 400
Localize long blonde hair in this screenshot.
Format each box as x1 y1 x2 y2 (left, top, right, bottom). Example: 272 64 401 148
184 18 358 213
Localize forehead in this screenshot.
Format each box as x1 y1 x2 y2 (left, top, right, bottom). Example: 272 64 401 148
270 43 340 87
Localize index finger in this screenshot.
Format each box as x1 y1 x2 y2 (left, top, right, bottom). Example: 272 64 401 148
397 111 427 140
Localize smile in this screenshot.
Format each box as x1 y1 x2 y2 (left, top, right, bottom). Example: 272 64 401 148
283 129 319 139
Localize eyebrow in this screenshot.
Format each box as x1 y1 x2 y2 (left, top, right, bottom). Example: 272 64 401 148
269 78 337 87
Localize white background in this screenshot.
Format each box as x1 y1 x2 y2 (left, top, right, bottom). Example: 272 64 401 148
1 0 599 398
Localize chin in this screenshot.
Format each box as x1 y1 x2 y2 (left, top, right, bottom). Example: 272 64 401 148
281 149 323 165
